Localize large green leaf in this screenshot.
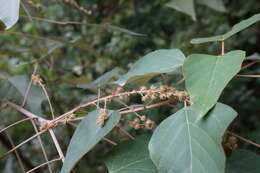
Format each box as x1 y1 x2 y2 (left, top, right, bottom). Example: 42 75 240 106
116 49 185 86
77 67 121 89
0 75 45 114
105 135 158 173
149 103 237 173
60 110 121 173
183 50 245 118
165 0 196 21
226 149 260 173
0 0 20 30
191 13 260 44
197 0 226 12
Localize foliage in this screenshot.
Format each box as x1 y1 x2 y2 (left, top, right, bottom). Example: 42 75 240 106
0 0 260 173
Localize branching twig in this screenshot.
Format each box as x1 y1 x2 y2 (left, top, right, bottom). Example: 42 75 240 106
0 118 31 134
31 120 53 173
49 129 65 162
5 132 26 173
0 130 47 159
26 158 61 173
226 130 260 148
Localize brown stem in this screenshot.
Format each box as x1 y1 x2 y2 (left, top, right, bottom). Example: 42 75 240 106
221 40 225 56
226 130 260 148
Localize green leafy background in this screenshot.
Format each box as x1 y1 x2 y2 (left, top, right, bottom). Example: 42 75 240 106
0 0 260 172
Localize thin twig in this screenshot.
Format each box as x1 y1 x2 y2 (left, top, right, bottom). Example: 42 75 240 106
5 101 49 123
116 125 135 140
39 83 55 119
0 118 31 134
5 132 26 173
236 74 260 78
49 129 65 162
221 40 224 56
22 64 38 107
26 158 61 173
226 130 260 148
0 130 47 159
241 60 260 70
102 137 117 146
31 120 53 173
21 15 97 26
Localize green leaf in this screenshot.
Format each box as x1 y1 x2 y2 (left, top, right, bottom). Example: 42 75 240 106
116 49 185 86
226 149 260 173
197 0 227 12
105 135 158 173
77 68 122 89
246 53 260 60
0 0 20 30
149 103 237 173
183 50 245 118
60 110 121 173
191 13 260 44
0 75 45 114
165 0 196 21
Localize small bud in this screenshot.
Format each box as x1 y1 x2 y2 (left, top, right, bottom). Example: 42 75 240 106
145 119 156 130
134 124 141 130
140 115 146 121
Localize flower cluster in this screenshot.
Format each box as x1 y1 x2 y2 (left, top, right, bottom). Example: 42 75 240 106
129 115 156 130
139 85 190 103
32 74 44 86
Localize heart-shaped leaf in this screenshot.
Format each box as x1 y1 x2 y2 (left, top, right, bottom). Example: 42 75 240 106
0 0 20 30
165 0 196 21
226 149 260 173
60 110 121 173
183 50 245 118
149 103 237 173
116 49 185 86
191 13 260 44
105 135 158 173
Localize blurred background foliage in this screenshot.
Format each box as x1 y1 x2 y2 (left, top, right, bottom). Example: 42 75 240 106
0 0 260 172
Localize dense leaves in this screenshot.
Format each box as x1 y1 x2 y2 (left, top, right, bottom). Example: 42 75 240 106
60 110 121 173
149 103 237 173
105 135 158 173
183 50 245 117
116 49 185 86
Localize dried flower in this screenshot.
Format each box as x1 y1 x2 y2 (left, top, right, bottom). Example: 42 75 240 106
97 109 108 127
